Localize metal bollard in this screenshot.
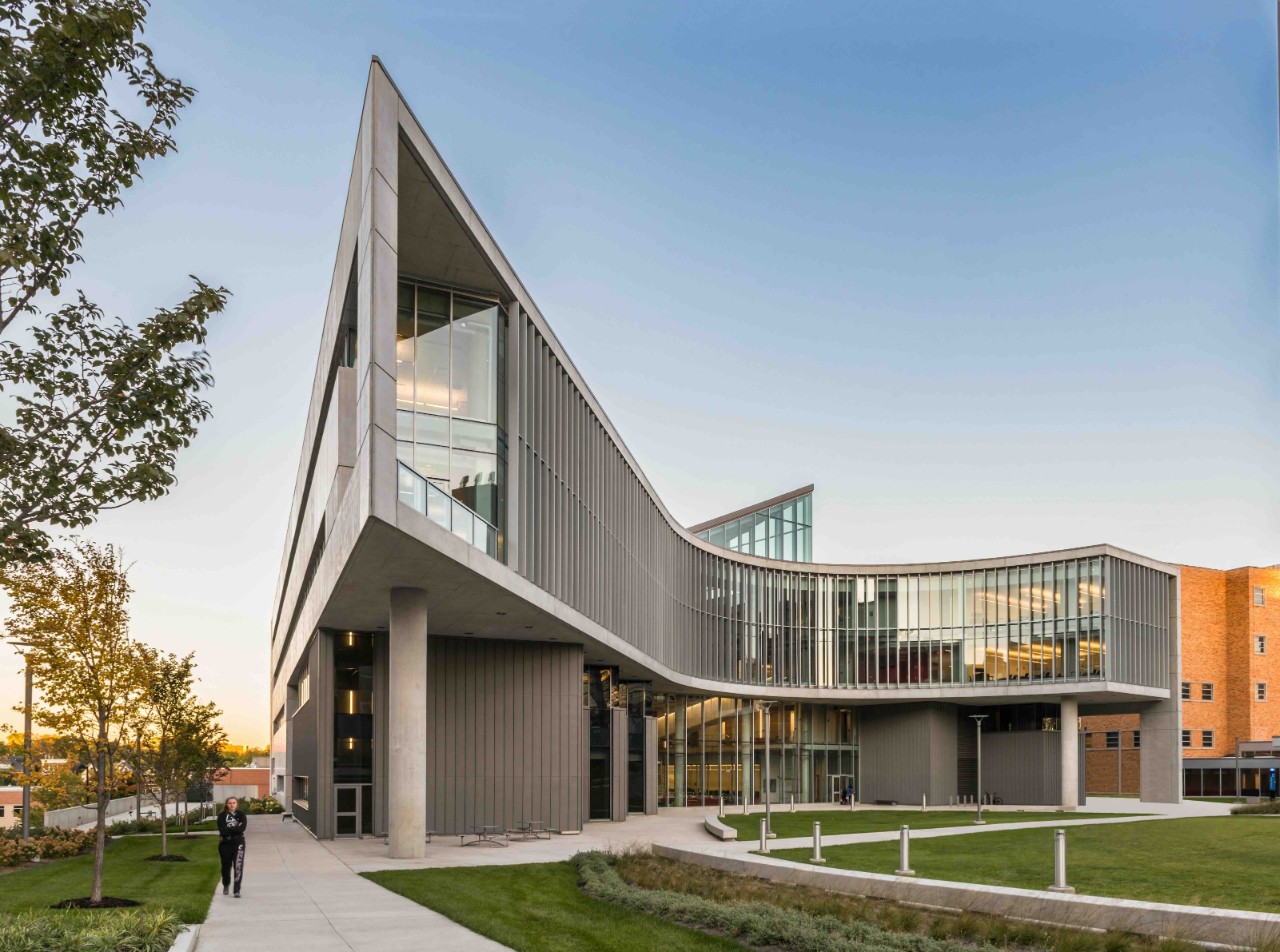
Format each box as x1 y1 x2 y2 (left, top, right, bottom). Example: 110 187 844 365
790 795 795 813
894 824 916 876
922 793 927 812
1048 828 1074 893
809 821 826 864
759 818 770 853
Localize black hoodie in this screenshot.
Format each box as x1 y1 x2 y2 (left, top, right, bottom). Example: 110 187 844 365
217 809 248 841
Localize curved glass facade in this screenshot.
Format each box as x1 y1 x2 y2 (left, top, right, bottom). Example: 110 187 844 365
511 319 1173 695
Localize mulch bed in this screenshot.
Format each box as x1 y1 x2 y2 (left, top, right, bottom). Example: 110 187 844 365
143 854 190 862
52 897 142 909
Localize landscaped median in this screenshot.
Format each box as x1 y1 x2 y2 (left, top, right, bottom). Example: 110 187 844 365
363 849 1212 952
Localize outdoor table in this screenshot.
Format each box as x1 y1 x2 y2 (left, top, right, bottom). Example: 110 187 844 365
507 820 551 841
460 824 508 847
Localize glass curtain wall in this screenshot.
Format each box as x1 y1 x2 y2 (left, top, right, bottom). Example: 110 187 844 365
653 695 856 807
696 493 812 562
689 555 1163 691
395 280 507 556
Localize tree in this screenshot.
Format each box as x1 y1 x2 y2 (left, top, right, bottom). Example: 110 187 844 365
136 649 202 856
173 700 226 829
0 0 229 565
2 538 148 905
31 763 87 811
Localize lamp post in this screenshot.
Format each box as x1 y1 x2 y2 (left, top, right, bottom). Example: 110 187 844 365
21 655 32 839
754 700 776 838
970 714 988 825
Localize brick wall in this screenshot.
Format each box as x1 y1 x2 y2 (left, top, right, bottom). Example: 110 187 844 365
1082 563 1280 794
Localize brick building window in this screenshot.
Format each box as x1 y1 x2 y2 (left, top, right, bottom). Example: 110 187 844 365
1132 731 1141 748
1105 731 1120 749
1256 587 1266 607
1202 730 1214 749
1256 635 1267 655
1257 682 1269 702
1201 682 1214 701
0 806 5 817
1181 682 1192 700
1181 730 1192 748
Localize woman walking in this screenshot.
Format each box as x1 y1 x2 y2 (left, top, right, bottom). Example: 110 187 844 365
217 796 248 897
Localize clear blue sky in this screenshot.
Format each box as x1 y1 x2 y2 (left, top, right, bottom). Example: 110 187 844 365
3 1 1277 741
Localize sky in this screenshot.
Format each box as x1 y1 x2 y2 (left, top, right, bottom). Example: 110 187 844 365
2 1 1277 745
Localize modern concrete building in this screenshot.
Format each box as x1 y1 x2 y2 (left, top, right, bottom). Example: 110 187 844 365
269 60 1183 855
1084 563 1280 797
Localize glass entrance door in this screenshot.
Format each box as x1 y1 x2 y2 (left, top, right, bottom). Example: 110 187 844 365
334 784 362 837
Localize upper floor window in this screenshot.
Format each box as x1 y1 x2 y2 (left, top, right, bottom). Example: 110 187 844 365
1201 682 1214 702
1104 730 1120 749
1181 729 1192 748
1201 730 1215 749
1256 635 1267 656
1257 682 1269 702
1256 587 1266 607
396 281 506 545
1180 681 1192 700
296 671 311 709
1132 730 1141 749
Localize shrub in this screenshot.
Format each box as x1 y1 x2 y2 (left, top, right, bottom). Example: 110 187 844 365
573 851 973 952
0 828 93 866
0 907 182 952
1231 801 1280 815
243 796 283 815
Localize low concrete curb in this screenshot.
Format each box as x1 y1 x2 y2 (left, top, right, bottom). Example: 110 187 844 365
654 844 1280 947
703 815 737 841
170 924 200 952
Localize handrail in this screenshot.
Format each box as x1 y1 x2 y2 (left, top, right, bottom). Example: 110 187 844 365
397 462 498 558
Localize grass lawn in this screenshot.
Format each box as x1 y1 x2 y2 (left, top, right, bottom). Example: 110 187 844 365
720 808 1133 839
365 861 743 952
773 816 1279 911
0 833 220 922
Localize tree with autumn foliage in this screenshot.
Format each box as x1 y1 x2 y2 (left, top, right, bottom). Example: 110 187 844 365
2 538 149 906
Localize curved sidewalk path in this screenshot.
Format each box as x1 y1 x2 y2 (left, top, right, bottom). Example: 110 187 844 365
196 819 507 952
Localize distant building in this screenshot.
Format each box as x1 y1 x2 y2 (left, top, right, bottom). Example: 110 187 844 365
1083 563 1280 796
213 767 270 802
0 787 24 830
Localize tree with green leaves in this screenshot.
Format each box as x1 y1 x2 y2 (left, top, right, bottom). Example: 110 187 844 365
0 0 229 566
2 538 149 905
173 699 227 830
136 648 196 858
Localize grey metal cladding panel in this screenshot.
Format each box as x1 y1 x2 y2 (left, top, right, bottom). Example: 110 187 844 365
982 731 1057 806
610 707 627 821
426 637 582 835
858 703 956 805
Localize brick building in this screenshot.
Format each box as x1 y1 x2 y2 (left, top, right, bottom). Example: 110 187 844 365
1083 563 1280 796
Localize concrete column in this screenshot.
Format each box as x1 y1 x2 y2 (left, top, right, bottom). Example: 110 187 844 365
388 587 428 858
1060 697 1079 809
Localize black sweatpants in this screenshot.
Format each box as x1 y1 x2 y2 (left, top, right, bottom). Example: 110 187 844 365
218 838 245 893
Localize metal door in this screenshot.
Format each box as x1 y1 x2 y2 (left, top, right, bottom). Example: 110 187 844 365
334 784 362 838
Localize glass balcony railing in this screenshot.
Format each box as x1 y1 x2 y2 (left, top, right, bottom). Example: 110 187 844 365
397 461 498 558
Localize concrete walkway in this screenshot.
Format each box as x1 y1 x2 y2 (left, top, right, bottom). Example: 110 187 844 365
197 818 507 952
